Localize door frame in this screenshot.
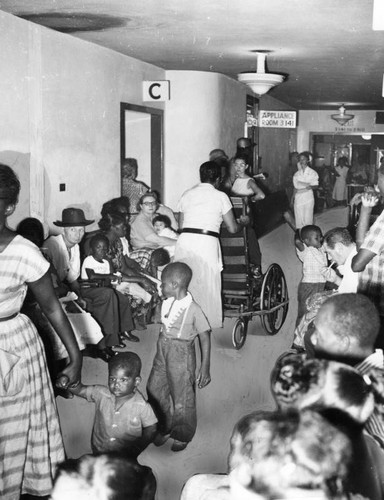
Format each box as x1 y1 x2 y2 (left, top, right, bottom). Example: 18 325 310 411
120 102 164 197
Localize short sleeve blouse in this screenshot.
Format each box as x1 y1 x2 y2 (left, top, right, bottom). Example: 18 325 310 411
177 183 233 233
0 235 49 316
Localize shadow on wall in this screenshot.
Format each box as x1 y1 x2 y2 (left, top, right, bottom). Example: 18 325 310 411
0 151 30 229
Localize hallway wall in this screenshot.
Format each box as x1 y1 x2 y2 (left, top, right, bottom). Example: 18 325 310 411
164 70 246 208
0 11 165 231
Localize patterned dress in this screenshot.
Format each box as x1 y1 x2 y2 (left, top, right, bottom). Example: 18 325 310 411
0 235 64 499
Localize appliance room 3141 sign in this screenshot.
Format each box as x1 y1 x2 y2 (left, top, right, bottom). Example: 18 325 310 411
259 111 297 128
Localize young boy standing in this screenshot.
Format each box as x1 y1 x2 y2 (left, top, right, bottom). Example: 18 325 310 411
68 352 157 458
147 262 211 452
295 225 327 324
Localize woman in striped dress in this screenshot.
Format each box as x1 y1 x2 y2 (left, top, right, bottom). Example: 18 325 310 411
0 164 82 499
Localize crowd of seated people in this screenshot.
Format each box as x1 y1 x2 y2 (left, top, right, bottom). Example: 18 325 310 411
6 145 384 500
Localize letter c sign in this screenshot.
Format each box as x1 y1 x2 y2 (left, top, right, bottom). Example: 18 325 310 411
143 81 170 101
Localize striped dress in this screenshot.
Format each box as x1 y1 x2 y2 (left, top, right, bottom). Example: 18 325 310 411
0 235 65 499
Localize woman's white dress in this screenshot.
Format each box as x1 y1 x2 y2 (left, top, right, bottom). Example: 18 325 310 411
293 166 319 228
174 183 233 329
332 165 348 201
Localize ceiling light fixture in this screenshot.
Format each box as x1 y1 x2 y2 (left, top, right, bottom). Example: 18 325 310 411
331 105 354 126
237 52 284 97
362 134 372 140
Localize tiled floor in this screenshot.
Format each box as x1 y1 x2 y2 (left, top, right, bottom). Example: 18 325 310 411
57 206 349 500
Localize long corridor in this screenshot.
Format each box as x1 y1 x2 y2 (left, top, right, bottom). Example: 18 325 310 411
57 206 349 500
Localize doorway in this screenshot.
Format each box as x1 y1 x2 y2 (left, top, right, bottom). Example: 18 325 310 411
120 103 163 197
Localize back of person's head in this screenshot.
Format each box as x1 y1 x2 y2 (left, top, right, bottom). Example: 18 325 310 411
199 161 221 184
162 262 192 289
233 152 249 164
90 233 110 252
209 149 228 161
150 247 171 268
17 217 45 247
320 294 379 352
101 197 130 218
122 158 138 174
0 163 20 205
98 212 126 232
337 156 349 167
271 354 374 425
109 352 142 378
300 224 321 241
152 214 171 228
228 408 351 499
52 453 156 500
323 227 354 249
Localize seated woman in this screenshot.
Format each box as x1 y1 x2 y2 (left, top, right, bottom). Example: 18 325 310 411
98 211 158 333
130 191 178 253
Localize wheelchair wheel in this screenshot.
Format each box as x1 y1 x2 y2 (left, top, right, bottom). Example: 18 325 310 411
260 264 289 335
232 317 248 349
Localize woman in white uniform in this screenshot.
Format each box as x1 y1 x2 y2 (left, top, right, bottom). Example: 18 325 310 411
174 161 248 329
293 152 319 228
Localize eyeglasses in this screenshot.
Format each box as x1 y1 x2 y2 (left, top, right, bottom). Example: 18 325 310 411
142 201 157 206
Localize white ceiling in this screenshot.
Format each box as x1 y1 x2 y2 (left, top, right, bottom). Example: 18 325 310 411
1 0 384 110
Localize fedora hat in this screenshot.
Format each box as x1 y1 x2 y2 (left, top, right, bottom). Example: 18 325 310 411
54 208 94 227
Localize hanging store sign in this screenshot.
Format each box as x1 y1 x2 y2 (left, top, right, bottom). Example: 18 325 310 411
259 110 297 128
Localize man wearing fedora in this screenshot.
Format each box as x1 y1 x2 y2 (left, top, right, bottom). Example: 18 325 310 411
44 208 135 360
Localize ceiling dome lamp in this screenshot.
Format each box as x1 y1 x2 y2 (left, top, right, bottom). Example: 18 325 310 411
238 52 285 97
331 105 354 125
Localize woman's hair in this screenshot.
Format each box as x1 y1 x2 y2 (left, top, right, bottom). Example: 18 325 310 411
101 197 130 218
53 453 156 500
0 163 21 205
138 191 158 208
233 152 249 164
152 214 171 228
90 233 110 251
337 156 349 167
199 161 221 184
229 409 351 499
271 354 374 425
98 212 126 232
17 217 45 247
109 352 142 378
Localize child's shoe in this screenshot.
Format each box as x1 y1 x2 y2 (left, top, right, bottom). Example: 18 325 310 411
153 433 171 447
171 439 188 452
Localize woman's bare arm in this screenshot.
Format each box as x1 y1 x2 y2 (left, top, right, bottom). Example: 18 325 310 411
29 272 82 385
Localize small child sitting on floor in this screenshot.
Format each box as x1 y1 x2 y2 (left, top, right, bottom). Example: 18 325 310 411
68 351 157 458
295 224 327 325
152 214 178 258
147 262 211 452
